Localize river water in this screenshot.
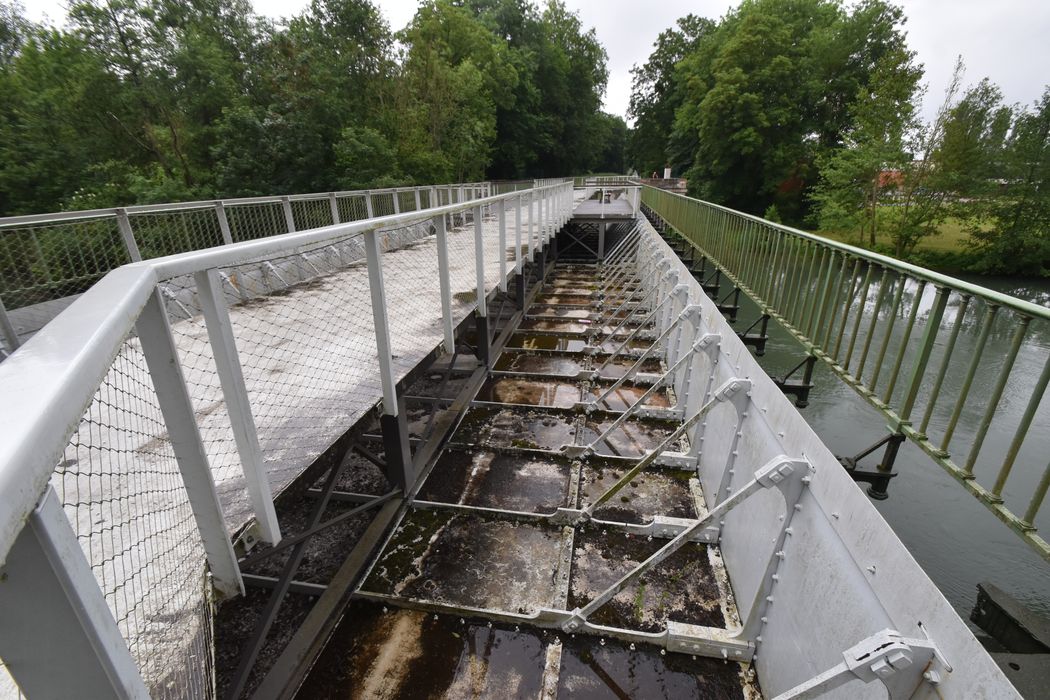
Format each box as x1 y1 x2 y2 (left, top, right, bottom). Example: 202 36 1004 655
738 274 1050 627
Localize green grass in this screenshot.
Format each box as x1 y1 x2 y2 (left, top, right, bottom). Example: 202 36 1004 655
813 217 972 254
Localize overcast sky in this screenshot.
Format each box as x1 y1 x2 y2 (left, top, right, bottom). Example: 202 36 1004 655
22 0 1050 125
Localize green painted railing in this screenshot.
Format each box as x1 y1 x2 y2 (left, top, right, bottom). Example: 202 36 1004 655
643 185 1050 562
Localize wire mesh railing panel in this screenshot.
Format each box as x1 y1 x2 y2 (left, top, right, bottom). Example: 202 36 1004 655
221 233 383 492
49 336 215 698
337 194 367 223
0 217 129 309
290 197 335 231
642 185 1050 560
226 201 289 242
131 207 225 259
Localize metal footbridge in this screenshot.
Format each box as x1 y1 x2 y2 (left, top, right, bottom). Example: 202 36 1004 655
0 179 1026 698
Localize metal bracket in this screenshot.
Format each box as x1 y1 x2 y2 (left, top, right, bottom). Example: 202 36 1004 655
771 628 946 700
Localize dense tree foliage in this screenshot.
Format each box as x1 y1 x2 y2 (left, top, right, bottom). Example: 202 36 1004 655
0 0 623 215
630 0 1049 275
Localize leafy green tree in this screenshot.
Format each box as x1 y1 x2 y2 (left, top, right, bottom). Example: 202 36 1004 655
627 14 712 176
968 88 1050 275
810 46 921 246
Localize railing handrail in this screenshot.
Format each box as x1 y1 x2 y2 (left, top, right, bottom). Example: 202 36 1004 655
0 181 569 567
647 186 1050 321
0 182 491 229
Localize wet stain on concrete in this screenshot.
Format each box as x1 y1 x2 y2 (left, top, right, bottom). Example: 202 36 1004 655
297 601 549 699
455 405 578 451
477 377 581 407
534 293 596 306
419 449 572 513
580 465 696 524
519 318 592 335
568 525 725 633
594 355 664 379
493 351 585 376
587 381 672 411
581 416 680 458
508 333 589 353
557 634 745 700
528 304 594 319
364 511 562 612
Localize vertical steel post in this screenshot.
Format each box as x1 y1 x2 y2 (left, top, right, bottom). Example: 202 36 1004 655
964 316 1030 475
364 191 374 219
392 190 400 214
194 268 282 544
993 352 1050 497
498 199 508 292
363 229 414 488
919 295 971 435
115 208 143 262
527 190 535 260
414 188 421 211
281 196 296 233
899 286 949 421
941 304 998 451
135 289 243 596
474 205 490 367
328 193 341 225
433 215 455 353
0 486 151 699
215 201 234 245
515 195 526 309
0 294 20 353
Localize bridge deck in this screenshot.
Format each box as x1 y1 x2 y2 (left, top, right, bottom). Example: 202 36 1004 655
573 198 635 219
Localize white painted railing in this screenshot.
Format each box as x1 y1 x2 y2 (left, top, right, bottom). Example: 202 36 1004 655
0 181 573 697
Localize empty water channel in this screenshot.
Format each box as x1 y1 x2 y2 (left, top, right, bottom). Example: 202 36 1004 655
287 251 759 698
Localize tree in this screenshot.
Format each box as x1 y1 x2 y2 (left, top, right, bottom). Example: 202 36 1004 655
626 14 712 176
810 45 921 247
968 88 1050 275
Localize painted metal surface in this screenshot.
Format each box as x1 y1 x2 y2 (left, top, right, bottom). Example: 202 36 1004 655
642 185 1050 564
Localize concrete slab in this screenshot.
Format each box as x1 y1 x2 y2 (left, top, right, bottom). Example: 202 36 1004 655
363 511 563 612
568 526 725 633
418 449 573 514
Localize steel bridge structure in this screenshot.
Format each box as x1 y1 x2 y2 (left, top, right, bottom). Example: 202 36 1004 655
0 179 1024 698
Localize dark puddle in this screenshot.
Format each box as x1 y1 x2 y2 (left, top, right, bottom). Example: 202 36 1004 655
581 416 679 458
519 318 592 335
508 333 589 353
534 293 595 306
558 634 745 700
528 304 594 319
593 337 653 355
587 381 671 411
477 377 581 408
418 448 573 513
493 351 586 376
363 510 562 612
594 355 664 379
568 525 725 633
297 601 548 699
580 464 696 524
454 405 578 451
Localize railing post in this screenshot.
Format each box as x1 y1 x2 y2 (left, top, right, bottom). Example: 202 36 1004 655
392 189 400 214
194 268 282 544
433 214 456 352
363 229 414 489
328 193 341 224
115 208 143 261
215 201 234 245
135 289 244 596
514 194 526 309
498 198 507 292
526 190 535 260
0 486 150 699
280 196 296 233
414 187 422 211
0 294 20 353
364 191 374 219
899 286 949 422
474 205 490 367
